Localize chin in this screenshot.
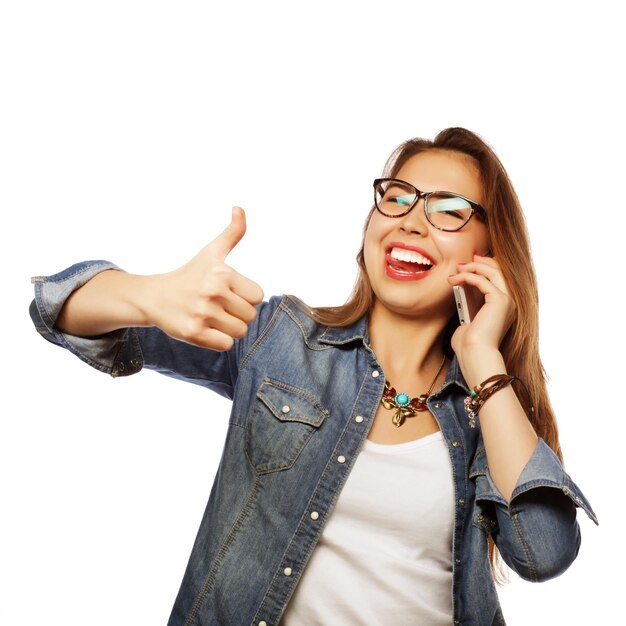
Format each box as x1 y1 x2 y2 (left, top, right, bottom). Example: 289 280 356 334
374 296 433 318
372 287 456 321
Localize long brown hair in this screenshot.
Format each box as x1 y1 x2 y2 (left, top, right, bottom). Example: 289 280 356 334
303 127 562 582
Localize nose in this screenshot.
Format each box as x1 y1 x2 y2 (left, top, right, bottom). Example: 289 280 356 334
398 197 429 235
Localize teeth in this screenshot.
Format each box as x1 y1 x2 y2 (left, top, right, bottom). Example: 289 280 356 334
390 247 433 266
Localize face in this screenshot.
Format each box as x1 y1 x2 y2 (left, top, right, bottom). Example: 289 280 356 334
363 149 490 319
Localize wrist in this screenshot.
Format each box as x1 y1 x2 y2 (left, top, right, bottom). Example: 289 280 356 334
92 270 157 329
124 272 166 328
457 346 506 389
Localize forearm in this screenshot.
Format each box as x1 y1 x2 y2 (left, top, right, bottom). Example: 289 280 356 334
460 347 538 502
55 269 157 337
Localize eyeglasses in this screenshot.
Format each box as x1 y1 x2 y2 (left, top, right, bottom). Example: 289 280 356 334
373 178 487 232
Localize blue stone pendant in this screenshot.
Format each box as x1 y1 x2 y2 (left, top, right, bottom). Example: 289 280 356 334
394 392 411 407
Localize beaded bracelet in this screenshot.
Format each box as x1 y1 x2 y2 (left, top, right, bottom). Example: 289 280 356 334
464 374 534 428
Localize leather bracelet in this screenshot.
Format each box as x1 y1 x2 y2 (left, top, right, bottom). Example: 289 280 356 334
464 374 534 428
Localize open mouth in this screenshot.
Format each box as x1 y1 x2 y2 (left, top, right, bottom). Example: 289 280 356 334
385 246 435 280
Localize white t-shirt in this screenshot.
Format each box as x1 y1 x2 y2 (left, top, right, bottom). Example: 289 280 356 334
279 430 454 625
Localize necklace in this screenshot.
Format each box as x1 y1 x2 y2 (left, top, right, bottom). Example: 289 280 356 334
380 356 447 427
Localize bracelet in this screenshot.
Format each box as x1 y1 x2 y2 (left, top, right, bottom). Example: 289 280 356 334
464 374 534 428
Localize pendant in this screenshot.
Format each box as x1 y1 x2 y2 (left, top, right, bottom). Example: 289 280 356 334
379 356 446 427
381 383 429 427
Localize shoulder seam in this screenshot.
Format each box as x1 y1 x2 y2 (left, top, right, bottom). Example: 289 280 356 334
279 298 328 351
239 297 285 371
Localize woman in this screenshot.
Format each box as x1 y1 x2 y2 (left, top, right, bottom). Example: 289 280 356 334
30 128 596 625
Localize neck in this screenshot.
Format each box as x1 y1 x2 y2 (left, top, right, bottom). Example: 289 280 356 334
368 302 451 384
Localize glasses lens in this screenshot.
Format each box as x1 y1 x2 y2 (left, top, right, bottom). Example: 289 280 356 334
375 180 417 216
426 193 473 230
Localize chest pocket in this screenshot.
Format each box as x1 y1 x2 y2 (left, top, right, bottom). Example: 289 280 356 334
245 377 329 474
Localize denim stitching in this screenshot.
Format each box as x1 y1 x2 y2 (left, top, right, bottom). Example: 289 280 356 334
46 261 115 284
261 377 330 415
511 511 538 582
511 478 561 498
280 300 328 351
256 392 326 426
239 299 283 371
247 429 318 475
34 283 55 332
183 477 264 626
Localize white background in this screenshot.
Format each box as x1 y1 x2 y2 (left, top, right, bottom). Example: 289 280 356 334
1 1 623 624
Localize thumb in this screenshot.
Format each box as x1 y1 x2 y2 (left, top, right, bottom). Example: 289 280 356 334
208 206 247 260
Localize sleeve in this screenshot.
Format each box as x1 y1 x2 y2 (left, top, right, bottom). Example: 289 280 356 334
469 437 598 582
30 260 283 400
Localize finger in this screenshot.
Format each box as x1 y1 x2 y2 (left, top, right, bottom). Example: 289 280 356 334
220 291 259 324
202 307 251 340
204 206 248 261
449 271 503 297
473 254 501 270
456 261 508 293
229 270 264 305
191 327 235 352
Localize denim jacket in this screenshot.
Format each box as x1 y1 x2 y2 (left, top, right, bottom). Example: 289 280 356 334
30 261 598 626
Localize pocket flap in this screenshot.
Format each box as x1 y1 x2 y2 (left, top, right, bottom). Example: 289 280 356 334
256 378 329 427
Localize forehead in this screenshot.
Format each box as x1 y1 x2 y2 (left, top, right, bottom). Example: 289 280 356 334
395 149 484 204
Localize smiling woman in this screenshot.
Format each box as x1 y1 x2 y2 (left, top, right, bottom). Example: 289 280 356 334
29 127 597 626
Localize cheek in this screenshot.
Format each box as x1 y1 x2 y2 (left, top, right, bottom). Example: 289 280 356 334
437 230 489 262
363 217 383 264
437 233 472 261
363 232 377 274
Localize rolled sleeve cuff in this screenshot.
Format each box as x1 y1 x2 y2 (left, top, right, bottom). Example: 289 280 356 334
478 438 598 525
30 261 143 377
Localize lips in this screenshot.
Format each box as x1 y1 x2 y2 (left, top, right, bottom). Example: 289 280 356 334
384 243 435 281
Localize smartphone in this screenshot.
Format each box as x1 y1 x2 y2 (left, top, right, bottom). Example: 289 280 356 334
453 285 483 325
453 285 471 325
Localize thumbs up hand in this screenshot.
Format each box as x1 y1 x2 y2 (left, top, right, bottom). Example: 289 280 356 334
148 207 264 350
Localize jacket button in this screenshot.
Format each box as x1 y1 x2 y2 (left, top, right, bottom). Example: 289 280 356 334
259 622 267 626
452 440 461 447
458 498 465 506
355 415 364 423
310 511 319 520
337 455 346 464
281 405 290 413
284 567 292 576
434 402 441 408
372 370 380 377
